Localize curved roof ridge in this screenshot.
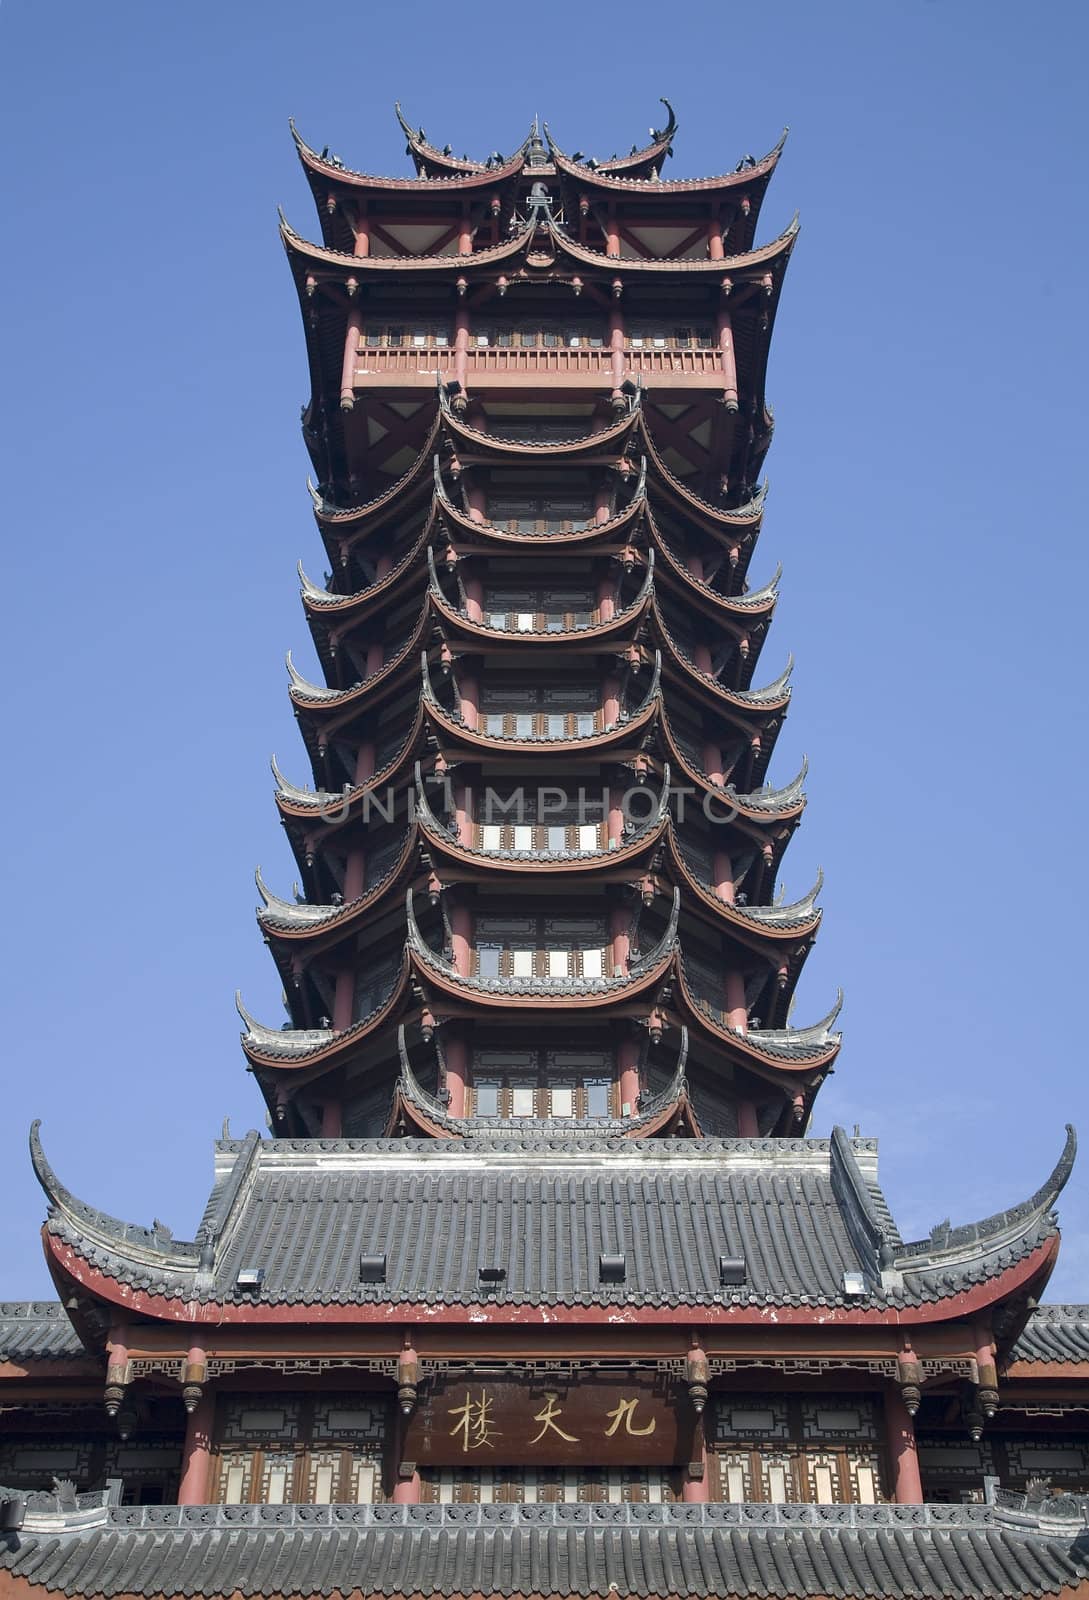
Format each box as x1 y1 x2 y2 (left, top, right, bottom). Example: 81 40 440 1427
895 1125 1076 1268
830 1123 896 1275
235 992 335 1055
439 389 641 453
547 122 790 195
747 989 843 1051
642 425 767 525
292 115 527 189
542 209 798 274
29 1122 199 1266
394 103 532 176
282 210 537 270
310 416 441 525
254 865 340 927
731 755 808 810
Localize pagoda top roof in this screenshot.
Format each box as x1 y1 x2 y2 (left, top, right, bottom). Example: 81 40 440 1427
3 1499 1088 1600
390 100 680 182
29 1121 1074 1324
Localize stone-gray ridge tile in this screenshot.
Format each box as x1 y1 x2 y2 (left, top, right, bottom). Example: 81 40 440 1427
0 1303 85 1363
1009 1305 1089 1365
1 1503 1087 1599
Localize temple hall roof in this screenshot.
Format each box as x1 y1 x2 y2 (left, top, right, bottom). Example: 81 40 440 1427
2 1500 1088 1600
29 1124 1074 1320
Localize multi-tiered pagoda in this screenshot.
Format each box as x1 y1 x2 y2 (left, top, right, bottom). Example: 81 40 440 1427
3 107 1089 1600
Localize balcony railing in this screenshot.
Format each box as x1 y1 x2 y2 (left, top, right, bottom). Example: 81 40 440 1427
351 346 723 382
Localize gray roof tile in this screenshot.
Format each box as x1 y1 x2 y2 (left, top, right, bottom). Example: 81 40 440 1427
0 1303 85 1363
1008 1305 1089 1366
1 1503 1087 1600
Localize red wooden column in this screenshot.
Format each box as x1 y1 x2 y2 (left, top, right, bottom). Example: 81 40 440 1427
453 780 474 848
457 205 473 256
712 849 734 904
884 1386 924 1503
321 1098 342 1137
606 784 625 851
450 902 472 978
454 303 470 392
609 300 625 400
609 903 630 977
725 970 747 1033
333 969 355 1033
707 208 725 261
717 297 739 413
602 673 621 728
355 739 376 785
353 203 370 258
458 666 479 729
340 302 362 411
605 203 620 258
177 1389 216 1504
618 1034 640 1117
444 1031 469 1119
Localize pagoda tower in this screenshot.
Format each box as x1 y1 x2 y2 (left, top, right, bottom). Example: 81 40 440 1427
244 106 835 1144
2 106 1088 1600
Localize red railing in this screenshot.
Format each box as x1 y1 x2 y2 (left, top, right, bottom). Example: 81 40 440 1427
352 346 723 381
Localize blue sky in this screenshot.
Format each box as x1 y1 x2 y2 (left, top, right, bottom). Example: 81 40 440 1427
2 0 1087 1299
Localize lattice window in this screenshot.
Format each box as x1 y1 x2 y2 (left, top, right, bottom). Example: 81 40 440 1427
712 1396 887 1505
483 585 595 633
484 494 594 531
475 787 605 855
470 1046 614 1119
0 1438 95 1490
419 1467 679 1503
473 914 608 983
479 681 600 739
362 325 450 348
212 1393 389 1505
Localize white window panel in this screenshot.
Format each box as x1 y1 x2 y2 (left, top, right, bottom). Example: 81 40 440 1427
548 826 567 852
517 613 534 631
265 1462 289 1505
548 948 569 978
473 1082 500 1117
478 1471 493 1504
582 948 604 979
814 1464 836 1502
855 1465 876 1504
480 825 502 850
607 1471 623 1504
513 825 533 851
511 1086 536 1117
313 1463 334 1502
578 825 598 852
512 949 534 977
355 1463 376 1503
523 1475 538 1504
551 1086 575 1118
725 1464 745 1503
439 1470 454 1504
224 1463 247 1504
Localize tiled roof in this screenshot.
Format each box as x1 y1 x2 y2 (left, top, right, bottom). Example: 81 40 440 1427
30 1124 1074 1314
1008 1305 1089 1366
0 1302 86 1362
1 1502 1087 1600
